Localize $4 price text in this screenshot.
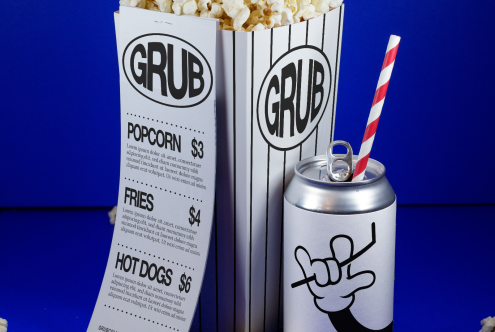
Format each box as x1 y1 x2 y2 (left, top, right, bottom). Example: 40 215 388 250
189 206 200 227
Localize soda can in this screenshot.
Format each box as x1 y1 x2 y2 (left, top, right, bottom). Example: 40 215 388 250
283 152 396 332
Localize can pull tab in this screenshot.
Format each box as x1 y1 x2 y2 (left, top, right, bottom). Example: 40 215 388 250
326 140 353 182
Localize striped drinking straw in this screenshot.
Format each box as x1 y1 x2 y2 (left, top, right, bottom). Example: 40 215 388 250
352 35 401 182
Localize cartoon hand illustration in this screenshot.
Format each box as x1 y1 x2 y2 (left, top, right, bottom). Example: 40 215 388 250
292 223 394 332
294 235 376 313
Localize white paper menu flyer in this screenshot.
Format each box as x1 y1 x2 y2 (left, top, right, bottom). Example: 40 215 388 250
88 7 217 332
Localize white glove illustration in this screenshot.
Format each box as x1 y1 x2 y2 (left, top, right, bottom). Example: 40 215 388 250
293 225 377 313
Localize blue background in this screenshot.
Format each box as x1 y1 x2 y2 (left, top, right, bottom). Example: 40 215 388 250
1 0 494 206
0 1 494 332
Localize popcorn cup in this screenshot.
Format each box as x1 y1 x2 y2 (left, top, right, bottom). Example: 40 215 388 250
114 7 344 330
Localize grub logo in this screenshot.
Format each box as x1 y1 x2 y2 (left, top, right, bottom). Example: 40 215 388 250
123 34 213 108
257 46 331 150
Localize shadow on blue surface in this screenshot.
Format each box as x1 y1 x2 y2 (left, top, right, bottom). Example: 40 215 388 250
0 206 493 331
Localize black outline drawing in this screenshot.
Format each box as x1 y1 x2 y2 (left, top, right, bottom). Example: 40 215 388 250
292 223 376 288
292 222 394 332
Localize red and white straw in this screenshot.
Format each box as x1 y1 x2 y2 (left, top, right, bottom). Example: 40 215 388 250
352 35 401 182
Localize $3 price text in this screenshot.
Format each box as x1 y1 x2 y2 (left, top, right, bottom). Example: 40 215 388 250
191 138 203 159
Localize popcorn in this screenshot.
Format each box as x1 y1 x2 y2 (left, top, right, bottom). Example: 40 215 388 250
198 0 210 11
173 0 199 16
119 0 343 30
285 0 297 15
199 0 224 18
247 10 263 26
255 0 284 28
233 7 251 30
312 0 342 14
222 0 247 21
245 23 266 31
302 4 318 20
222 0 250 30
147 1 161 11
293 0 310 23
480 316 495 332
200 4 224 18
120 0 147 8
220 18 234 30
108 206 117 225
0 317 7 332
155 0 173 12
281 7 294 25
251 23 266 31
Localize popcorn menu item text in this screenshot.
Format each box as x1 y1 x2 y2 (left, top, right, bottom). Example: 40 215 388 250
119 0 343 31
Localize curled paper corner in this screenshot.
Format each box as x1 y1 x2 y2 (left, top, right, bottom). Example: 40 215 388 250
480 316 495 332
0 317 8 332
108 206 118 225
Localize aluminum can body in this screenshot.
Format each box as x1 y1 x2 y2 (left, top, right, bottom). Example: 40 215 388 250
284 155 396 332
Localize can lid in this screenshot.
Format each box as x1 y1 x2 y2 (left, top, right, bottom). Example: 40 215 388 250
296 155 386 187
286 155 395 214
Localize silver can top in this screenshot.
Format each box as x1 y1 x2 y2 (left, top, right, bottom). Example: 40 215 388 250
285 155 396 215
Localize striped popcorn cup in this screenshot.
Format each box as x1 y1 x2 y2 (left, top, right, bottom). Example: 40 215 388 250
213 8 344 332
114 7 344 331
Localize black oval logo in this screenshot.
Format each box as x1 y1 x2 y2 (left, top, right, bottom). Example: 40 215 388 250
257 46 332 150
123 33 213 108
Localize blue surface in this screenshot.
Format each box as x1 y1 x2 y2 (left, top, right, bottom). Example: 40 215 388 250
1 2 495 206
0 206 493 331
